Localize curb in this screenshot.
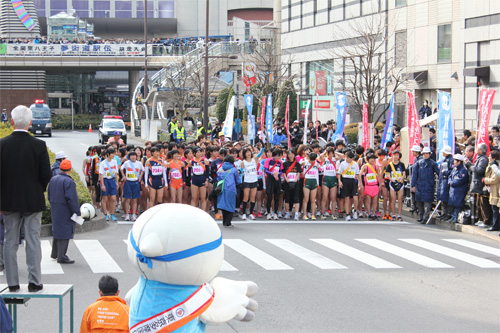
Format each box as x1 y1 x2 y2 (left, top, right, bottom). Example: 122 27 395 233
400 206 500 242
40 215 108 238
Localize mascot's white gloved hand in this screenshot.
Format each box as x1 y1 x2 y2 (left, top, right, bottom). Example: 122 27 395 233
199 277 258 325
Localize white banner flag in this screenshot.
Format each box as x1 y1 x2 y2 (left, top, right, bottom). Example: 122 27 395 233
222 96 236 140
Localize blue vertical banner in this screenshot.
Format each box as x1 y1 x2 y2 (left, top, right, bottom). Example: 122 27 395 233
437 91 455 164
332 92 347 142
266 94 273 143
244 94 255 138
381 94 395 150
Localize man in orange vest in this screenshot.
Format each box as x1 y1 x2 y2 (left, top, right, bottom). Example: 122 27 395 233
80 275 129 332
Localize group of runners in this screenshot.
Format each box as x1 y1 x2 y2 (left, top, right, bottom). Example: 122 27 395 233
82 136 408 222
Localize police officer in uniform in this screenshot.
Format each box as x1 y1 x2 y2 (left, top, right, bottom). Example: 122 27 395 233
411 147 439 223
168 115 179 142
196 121 206 138
437 146 453 221
173 121 186 143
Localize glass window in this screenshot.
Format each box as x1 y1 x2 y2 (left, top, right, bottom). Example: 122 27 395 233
72 1 87 10
115 11 132 18
395 31 407 67
61 98 72 108
75 10 89 17
48 98 59 109
94 11 107 18
158 1 174 11
137 1 154 10
437 24 452 63
34 0 45 8
137 11 154 18
159 11 174 18
115 1 132 11
94 1 110 10
395 0 406 7
51 0 67 10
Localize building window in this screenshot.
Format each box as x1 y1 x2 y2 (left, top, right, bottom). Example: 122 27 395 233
437 24 452 63
395 0 406 7
115 11 132 18
115 1 132 11
34 0 45 17
395 31 407 67
94 1 110 10
137 1 154 18
158 1 174 18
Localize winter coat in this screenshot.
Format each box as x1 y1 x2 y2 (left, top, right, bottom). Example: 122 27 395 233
437 155 453 202
448 163 469 208
47 173 81 239
411 157 439 203
216 162 241 213
469 153 488 194
272 133 287 146
51 160 62 177
484 162 500 206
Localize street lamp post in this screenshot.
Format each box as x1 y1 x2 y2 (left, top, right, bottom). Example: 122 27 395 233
143 0 148 102
202 0 210 132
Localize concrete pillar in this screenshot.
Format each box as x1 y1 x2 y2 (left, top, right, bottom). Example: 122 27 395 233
129 70 142 135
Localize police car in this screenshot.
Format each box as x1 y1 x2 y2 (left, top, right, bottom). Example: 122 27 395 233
29 100 52 137
98 115 127 144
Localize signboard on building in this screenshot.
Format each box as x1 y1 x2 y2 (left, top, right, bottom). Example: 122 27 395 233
298 95 312 120
0 43 153 56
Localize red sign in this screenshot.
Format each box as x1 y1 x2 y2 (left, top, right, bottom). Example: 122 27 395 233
285 96 291 148
475 89 496 157
408 92 421 164
317 100 331 108
362 103 369 150
315 71 326 96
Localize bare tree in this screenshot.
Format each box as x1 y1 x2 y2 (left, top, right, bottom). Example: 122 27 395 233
329 14 407 123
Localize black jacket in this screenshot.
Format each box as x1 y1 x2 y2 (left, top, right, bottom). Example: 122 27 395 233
0 131 52 212
469 153 488 194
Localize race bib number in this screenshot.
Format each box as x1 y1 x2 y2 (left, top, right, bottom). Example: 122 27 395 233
257 169 263 177
192 165 204 175
325 165 335 171
392 171 402 179
345 171 355 177
105 171 111 178
152 166 163 175
366 174 377 182
287 172 297 182
171 169 182 179
246 167 257 175
127 173 137 180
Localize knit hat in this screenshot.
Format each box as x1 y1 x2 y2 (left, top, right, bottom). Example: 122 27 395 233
60 160 72 171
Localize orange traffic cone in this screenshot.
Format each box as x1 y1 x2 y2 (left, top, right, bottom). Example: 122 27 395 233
88 123 92 133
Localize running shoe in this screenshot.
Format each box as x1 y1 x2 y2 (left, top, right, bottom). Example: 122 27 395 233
105 214 109 221
241 214 247 220
387 215 393 220
249 213 256 220
294 212 300 221
135 210 139 215
392 215 397 220
311 216 316 221
346 214 351 221
353 210 358 220
110 214 117 221
304 215 309 221
132 214 138 221
382 214 388 220
267 214 272 220
376 211 381 218
278 211 283 218
215 213 222 220
257 212 263 218
284 212 290 220
128 209 132 214
273 213 278 220
124 214 130 221
332 214 338 220
339 211 344 218
321 214 327 220
397 216 403 221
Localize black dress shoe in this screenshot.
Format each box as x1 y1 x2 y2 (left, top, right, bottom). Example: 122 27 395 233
8 285 20 292
487 227 500 232
28 283 43 292
416 218 423 223
57 258 75 264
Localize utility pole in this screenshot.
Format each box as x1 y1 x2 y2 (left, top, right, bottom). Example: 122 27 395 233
143 0 148 102
203 0 210 132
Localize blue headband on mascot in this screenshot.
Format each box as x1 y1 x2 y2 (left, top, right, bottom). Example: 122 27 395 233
130 232 223 269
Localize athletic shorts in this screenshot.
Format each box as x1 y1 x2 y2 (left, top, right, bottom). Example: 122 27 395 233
102 178 117 197
340 178 357 198
304 178 318 191
123 181 141 199
257 179 264 191
322 176 338 189
389 182 404 192
191 175 206 187
86 176 91 187
283 181 300 204
266 176 282 195
148 177 165 190
243 181 258 189
364 184 379 198
385 179 390 190
170 178 183 190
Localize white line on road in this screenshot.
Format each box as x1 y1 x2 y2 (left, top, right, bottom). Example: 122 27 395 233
400 239 500 268
220 261 238 271
312 239 401 269
74 240 123 273
80 143 89 147
223 239 293 270
266 239 347 269
357 239 453 268
41 240 64 274
442 239 500 257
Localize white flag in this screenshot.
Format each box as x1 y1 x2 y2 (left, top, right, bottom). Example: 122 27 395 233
222 96 236 139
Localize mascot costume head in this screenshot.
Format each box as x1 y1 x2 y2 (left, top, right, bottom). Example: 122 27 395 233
127 204 258 333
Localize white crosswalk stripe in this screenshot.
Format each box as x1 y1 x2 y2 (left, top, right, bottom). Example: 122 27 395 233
357 239 453 268
400 239 500 268
312 239 401 269
266 239 347 269
73 240 123 273
40 240 64 274
442 239 500 257
220 261 238 271
223 239 293 270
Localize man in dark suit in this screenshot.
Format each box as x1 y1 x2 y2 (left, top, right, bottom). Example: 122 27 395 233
0 105 52 292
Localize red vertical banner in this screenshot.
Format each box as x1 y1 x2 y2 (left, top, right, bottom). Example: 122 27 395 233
285 95 291 148
408 92 421 164
315 92 319 141
475 88 496 157
362 103 369 150
260 96 266 142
